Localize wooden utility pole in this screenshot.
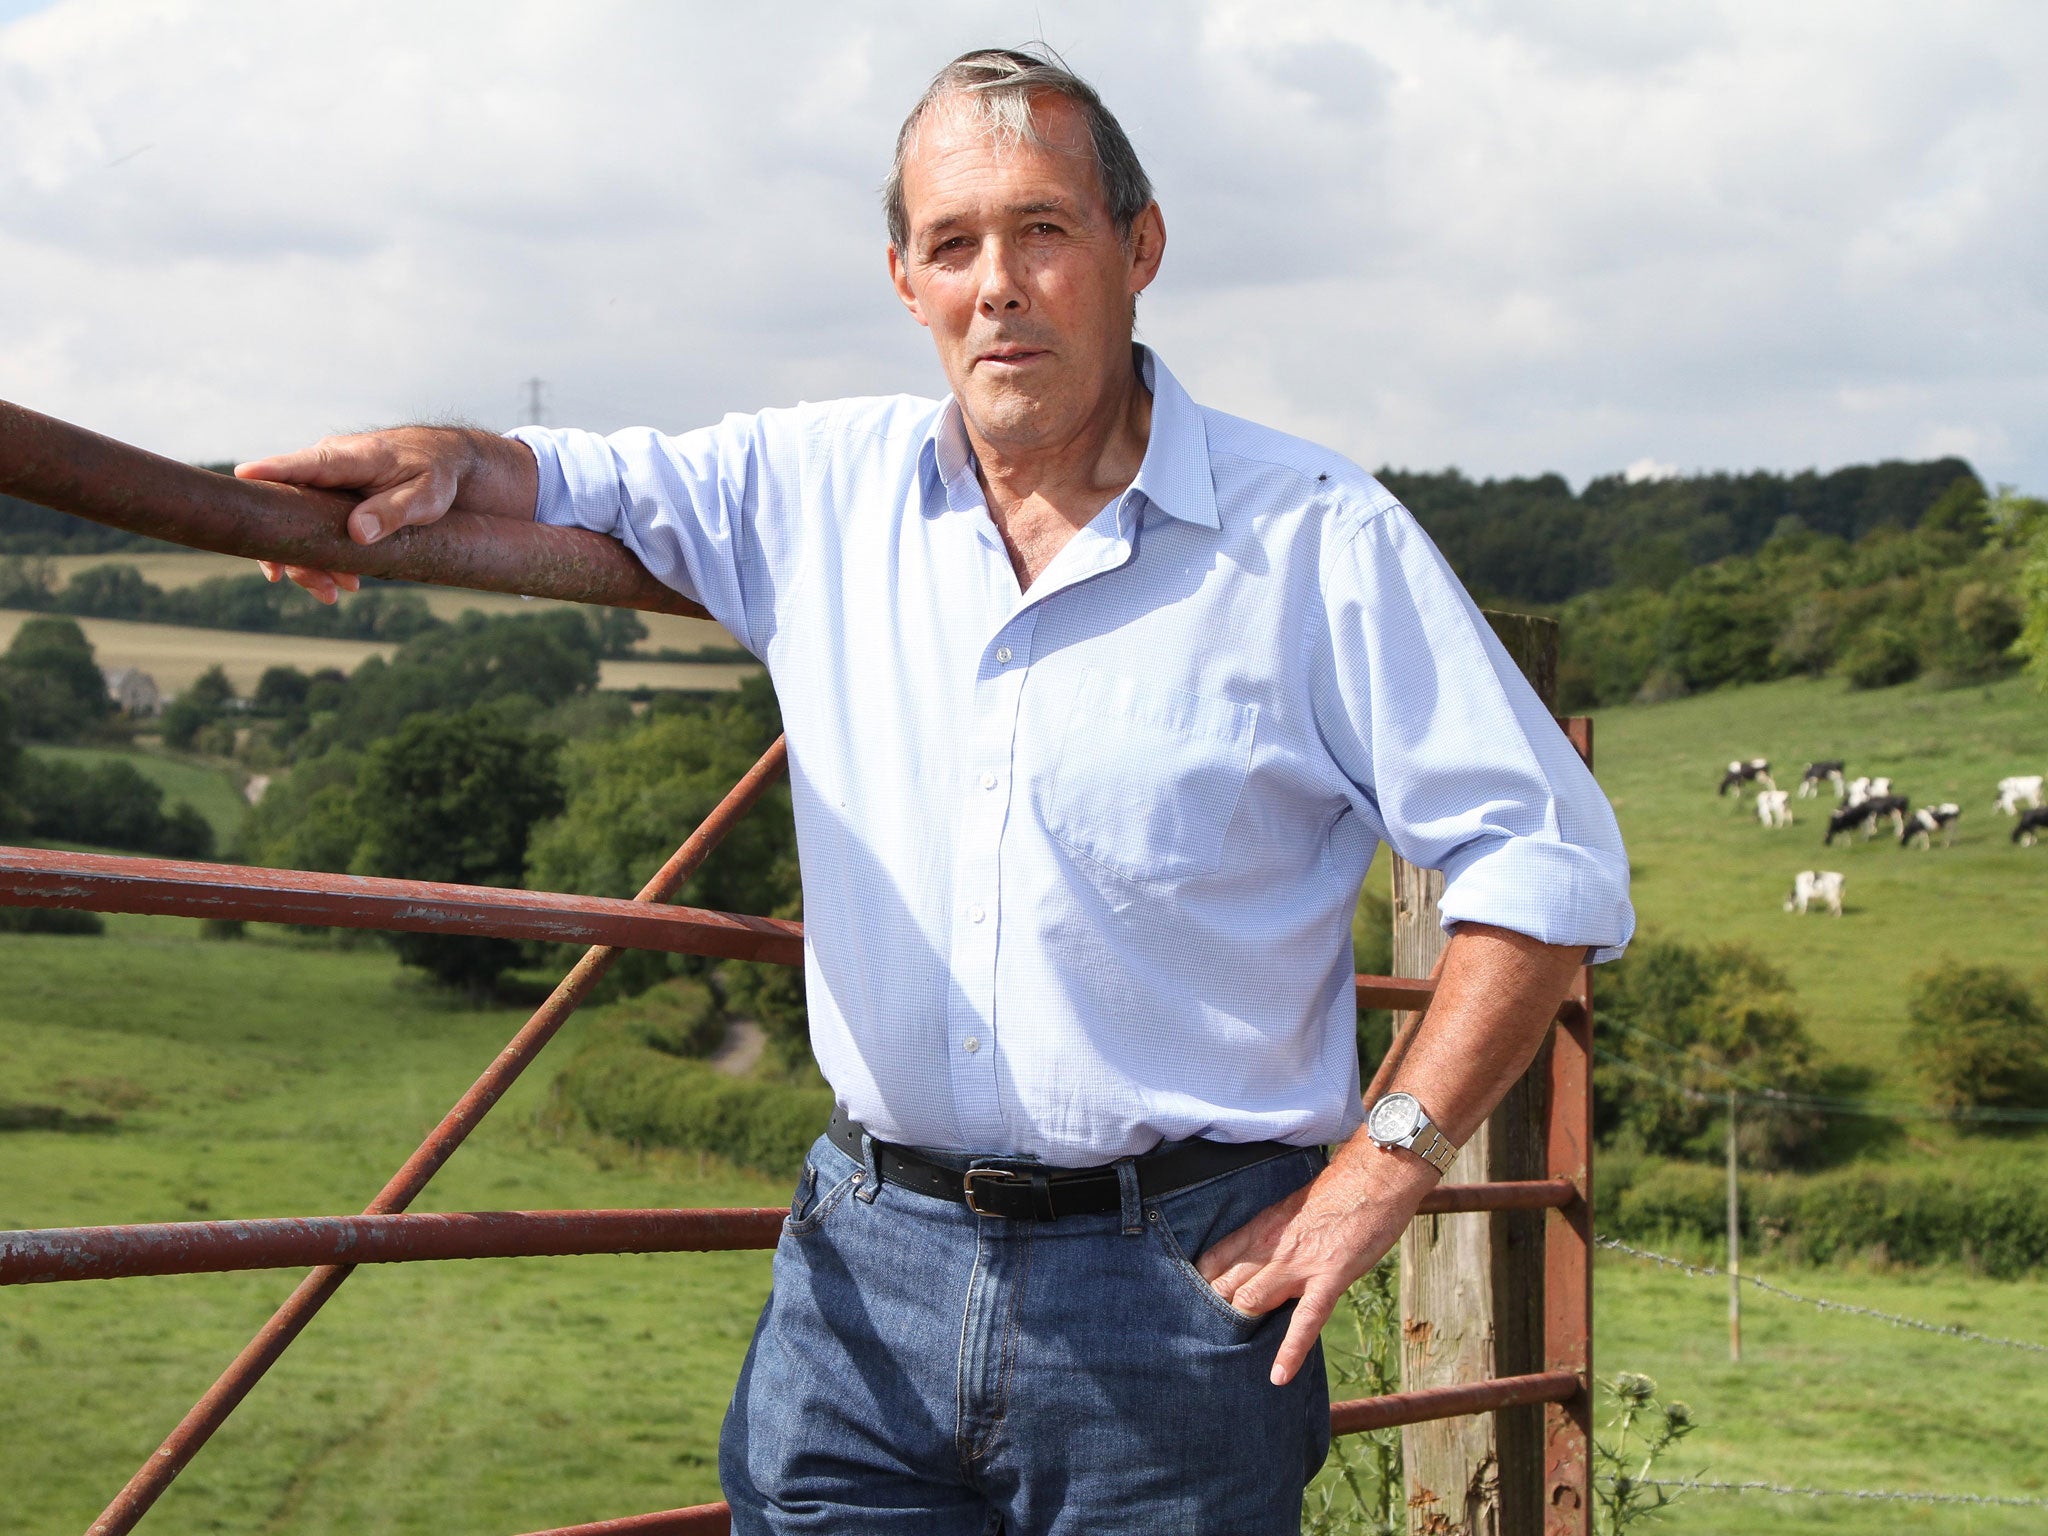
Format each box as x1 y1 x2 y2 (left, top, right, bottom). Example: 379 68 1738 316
1727 1087 1742 1364
1396 611 1557 1536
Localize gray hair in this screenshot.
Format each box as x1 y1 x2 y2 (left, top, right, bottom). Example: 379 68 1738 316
883 46 1154 254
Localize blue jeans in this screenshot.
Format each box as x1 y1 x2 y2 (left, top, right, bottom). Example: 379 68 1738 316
719 1133 1331 1534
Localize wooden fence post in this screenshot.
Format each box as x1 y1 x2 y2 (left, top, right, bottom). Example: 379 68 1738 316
1395 611 1557 1536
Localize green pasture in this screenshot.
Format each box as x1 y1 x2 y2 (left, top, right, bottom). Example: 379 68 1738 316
25 744 251 846
1595 1247 2048 1533
1589 673 2048 1089
7 917 2048 1533
1 917 782 1534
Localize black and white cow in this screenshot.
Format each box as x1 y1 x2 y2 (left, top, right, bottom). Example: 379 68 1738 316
1799 760 1846 799
1900 803 1962 849
1825 794 1910 845
1718 758 1775 797
2014 807 2048 848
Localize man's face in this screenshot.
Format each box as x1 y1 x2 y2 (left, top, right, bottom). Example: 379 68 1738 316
889 92 1164 451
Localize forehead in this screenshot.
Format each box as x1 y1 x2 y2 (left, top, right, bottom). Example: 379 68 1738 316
899 91 1106 230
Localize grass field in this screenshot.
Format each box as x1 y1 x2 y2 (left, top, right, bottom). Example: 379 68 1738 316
6 912 2047 1532
24 744 251 845
1588 672 2048 1090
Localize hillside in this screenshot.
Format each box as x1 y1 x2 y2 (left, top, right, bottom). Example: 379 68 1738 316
1591 671 2048 1089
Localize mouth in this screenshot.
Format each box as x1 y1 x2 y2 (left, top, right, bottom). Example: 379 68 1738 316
976 346 1050 368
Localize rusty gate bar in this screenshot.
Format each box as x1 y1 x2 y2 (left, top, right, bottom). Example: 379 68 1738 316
0 1210 789 1285
516 1506 734 1536
3 1181 1574 1287
0 846 803 966
0 398 707 618
83 739 788 1536
1544 716 1597 1533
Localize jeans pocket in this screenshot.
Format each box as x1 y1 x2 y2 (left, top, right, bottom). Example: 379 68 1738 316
1148 1202 1268 1332
784 1145 861 1237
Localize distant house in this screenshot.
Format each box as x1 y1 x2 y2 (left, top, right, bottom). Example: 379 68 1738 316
105 667 163 717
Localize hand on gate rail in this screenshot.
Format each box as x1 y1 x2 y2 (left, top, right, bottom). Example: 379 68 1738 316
0 398 706 617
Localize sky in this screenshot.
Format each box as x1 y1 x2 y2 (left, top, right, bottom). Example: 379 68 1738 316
2 0 2043 493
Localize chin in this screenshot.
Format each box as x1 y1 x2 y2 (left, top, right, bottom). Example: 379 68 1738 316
962 381 1068 445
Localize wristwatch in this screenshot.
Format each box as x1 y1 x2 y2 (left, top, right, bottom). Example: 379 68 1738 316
1365 1091 1459 1175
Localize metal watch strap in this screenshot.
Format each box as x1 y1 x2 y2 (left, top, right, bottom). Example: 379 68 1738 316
1410 1124 1458 1175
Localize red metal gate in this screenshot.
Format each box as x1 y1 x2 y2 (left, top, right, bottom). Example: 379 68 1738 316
0 400 1595 1535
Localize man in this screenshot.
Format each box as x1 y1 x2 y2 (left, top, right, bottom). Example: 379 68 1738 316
242 46 1631 1535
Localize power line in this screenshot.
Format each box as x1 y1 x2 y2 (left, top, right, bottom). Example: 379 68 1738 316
1596 1236 2048 1355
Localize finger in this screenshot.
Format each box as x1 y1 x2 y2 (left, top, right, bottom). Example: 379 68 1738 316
1269 1280 1344 1387
235 439 379 489
259 561 282 582
347 472 450 545
283 566 339 604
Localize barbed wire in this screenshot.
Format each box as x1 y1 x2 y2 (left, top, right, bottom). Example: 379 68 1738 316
1631 1476 2048 1509
1596 1236 2048 1355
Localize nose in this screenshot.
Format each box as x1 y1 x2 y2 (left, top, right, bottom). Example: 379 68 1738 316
976 240 1027 316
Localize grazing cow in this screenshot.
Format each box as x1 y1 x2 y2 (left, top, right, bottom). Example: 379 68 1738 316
1901 803 1962 849
1995 775 2045 816
1718 758 1775 797
1825 794 1910 844
1846 776 1871 806
2015 807 2048 848
1756 789 1793 829
1799 760 1846 799
1785 869 1846 917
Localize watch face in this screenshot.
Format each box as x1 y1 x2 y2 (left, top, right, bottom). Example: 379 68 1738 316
1369 1093 1422 1143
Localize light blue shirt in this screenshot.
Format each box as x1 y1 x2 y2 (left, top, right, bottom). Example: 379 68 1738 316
512 349 1632 1165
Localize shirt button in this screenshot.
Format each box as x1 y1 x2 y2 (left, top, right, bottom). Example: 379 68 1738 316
968 904 986 923
994 646 1013 664
963 1036 981 1054
980 771 997 790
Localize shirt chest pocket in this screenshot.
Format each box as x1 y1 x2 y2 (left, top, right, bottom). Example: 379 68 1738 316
1044 669 1259 884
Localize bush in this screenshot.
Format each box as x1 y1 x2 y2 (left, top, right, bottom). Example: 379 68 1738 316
0 616 113 741
615 977 726 1058
1595 937 1830 1168
16 755 215 858
1903 961 2048 1114
555 1029 833 1179
0 905 105 935
1837 623 1920 690
1604 1156 2048 1278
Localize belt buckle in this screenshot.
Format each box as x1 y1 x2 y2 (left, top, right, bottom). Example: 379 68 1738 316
962 1167 1028 1217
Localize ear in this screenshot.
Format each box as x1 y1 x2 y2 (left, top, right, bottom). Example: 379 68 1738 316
888 244 930 329
1126 202 1167 299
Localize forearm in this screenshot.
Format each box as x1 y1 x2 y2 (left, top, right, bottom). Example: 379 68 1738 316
1361 921 1584 1150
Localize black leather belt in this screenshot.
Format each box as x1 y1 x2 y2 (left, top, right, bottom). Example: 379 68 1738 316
826 1107 1298 1221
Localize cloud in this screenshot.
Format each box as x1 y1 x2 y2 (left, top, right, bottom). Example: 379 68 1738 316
1 0 2043 494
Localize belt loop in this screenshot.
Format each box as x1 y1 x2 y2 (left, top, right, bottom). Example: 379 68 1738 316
1116 1157 1143 1236
856 1130 882 1204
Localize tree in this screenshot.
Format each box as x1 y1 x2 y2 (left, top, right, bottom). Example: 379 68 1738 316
161 664 235 750
0 616 112 741
1904 961 2048 1116
527 691 797 999
349 706 565 993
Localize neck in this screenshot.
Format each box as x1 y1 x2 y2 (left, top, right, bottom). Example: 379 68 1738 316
965 350 1153 527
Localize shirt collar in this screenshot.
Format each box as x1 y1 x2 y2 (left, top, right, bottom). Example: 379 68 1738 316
920 345 1220 530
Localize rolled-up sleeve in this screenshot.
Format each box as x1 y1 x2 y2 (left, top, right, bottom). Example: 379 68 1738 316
1315 500 1634 962
507 413 802 657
